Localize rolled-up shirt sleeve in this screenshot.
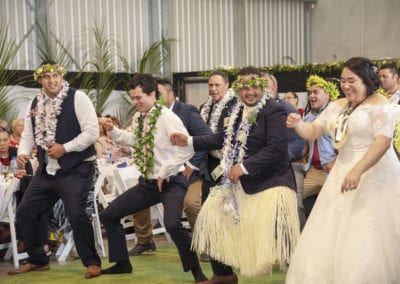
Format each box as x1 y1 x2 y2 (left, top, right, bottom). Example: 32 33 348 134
63 90 99 153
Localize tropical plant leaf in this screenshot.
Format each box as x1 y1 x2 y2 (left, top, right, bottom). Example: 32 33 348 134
138 35 175 75
0 19 19 123
79 20 125 115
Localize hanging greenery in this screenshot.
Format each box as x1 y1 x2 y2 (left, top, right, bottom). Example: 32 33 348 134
198 59 400 77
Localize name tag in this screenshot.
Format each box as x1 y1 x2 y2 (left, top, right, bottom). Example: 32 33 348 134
211 164 224 181
223 117 230 127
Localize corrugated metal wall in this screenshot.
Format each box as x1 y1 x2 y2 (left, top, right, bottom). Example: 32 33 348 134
1 0 36 69
170 0 305 72
47 0 150 72
1 0 305 72
244 0 304 66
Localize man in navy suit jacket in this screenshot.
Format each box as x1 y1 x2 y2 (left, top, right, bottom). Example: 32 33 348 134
128 77 212 256
172 67 299 283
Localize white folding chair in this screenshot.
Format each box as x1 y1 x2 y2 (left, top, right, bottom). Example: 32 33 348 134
112 166 173 243
0 178 28 267
56 174 107 261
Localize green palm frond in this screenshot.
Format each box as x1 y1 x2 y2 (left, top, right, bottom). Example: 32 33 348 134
35 20 76 68
138 35 175 74
79 20 124 114
0 19 19 122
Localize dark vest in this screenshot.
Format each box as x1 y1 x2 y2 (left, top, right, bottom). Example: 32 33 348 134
31 88 95 172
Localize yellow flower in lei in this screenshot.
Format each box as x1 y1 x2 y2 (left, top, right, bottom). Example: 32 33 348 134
394 113 400 156
376 87 390 98
33 63 67 81
132 104 162 179
232 76 268 94
306 75 340 101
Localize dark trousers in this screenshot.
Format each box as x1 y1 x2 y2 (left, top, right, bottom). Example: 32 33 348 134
211 259 234 276
100 173 200 272
16 162 101 267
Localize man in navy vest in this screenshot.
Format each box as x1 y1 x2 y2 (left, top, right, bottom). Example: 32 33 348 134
8 61 102 279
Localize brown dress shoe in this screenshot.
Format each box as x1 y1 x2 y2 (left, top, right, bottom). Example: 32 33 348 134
208 273 238 284
8 262 50 275
85 264 101 279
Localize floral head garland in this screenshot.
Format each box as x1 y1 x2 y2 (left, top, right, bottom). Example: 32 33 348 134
232 76 268 94
306 75 340 101
33 63 67 81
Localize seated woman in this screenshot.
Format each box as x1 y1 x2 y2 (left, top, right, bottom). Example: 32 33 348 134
9 119 24 148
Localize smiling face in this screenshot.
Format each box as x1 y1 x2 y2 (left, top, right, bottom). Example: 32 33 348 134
39 72 63 98
308 84 330 111
237 75 263 107
340 67 367 106
379 68 399 93
129 86 157 113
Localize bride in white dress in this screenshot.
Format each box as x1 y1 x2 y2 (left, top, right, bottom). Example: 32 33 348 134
286 57 400 284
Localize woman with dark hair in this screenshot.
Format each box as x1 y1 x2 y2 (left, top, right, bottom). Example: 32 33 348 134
286 57 400 283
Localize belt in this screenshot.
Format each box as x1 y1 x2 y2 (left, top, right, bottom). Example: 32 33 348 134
139 176 158 185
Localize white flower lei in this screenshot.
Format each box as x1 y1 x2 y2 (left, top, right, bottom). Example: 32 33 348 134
200 88 235 134
220 94 268 177
201 88 235 159
34 80 69 150
213 94 268 223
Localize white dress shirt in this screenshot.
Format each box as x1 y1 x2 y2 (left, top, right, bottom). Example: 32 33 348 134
18 89 99 175
390 88 400 104
109 106 194 179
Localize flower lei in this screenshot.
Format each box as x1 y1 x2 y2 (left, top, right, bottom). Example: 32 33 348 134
215 94 268 223
200 89 235 159
33 63 67 81
34 80 69 150
376 87 390 98
306 75 340 101
132 104 162 179
232 76 268 93
394 112 400 156
200 88 235 134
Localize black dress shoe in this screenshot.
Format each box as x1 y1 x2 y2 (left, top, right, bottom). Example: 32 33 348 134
128 239 156 256
208 273 238 284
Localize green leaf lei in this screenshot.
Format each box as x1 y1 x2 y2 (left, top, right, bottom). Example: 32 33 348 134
231 76 268 93
132 104 162 179
306 74 340 101
394 112 400 156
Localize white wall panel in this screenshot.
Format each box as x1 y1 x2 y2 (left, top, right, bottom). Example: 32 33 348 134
2 0 306 72
245 0 304 67
170 0 236 72
170 0 305 72
0 0 36 69
46 0 150 72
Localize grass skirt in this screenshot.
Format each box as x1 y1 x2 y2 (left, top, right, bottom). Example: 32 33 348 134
192 184 299 277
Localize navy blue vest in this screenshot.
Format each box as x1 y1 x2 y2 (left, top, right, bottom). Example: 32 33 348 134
31 88 96 172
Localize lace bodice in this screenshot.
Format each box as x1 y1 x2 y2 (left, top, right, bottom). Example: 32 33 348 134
315 102 400 152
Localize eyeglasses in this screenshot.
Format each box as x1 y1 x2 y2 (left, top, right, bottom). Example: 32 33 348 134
0 127 9 132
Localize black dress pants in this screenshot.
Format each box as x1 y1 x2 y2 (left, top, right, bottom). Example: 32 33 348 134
16 162 101 267
100 173 200 272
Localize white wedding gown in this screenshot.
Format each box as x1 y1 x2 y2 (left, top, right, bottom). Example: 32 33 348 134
286 102 400 284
